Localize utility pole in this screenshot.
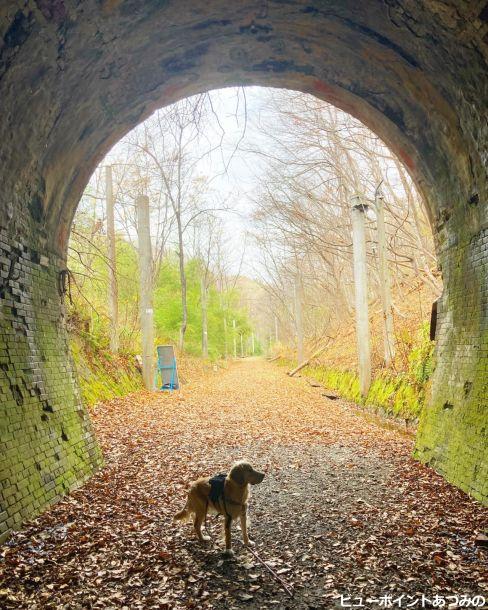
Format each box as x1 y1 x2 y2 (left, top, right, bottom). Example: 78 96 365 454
350 196 372 396
374 186 395 365
136 194 154 390
201 274 208 358
223 317 228 358
294 276 304 364
233 319 237 359
105 165 118 353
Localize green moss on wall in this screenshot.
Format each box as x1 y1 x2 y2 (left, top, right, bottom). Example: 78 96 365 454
414 228 488 504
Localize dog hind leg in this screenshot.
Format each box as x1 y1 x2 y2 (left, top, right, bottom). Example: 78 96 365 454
194 514 210 542
174 508 189 521
223 515 234 556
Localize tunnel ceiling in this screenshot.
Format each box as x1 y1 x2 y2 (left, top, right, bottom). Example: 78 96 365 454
0 0 487 254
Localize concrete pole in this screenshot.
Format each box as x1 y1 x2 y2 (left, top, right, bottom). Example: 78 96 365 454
136 194 154 390
201 275 208 358
351 198 372 396
294 276 305 364
375 191 395 365
223 317 228 358
105 165 118 353
233 319 237 359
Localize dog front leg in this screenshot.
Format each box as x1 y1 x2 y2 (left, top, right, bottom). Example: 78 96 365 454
240 510 253 546
223 515 234 556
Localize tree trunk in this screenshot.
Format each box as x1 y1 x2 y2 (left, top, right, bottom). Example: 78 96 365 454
287 342 330 376
294 276 305 364
223 317 228 358
105 165 119 353
233 319 237 358
177 220 187 351
375 193 395 365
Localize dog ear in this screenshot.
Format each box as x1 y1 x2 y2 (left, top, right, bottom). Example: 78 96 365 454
229 463 246 485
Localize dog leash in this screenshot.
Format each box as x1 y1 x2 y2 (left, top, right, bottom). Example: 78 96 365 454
202 507 294 599
245 544 294 598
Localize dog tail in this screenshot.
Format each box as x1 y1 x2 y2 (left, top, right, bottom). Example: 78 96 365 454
174 503 191 522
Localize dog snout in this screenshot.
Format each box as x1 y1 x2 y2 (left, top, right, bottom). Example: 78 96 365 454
252 471 265 484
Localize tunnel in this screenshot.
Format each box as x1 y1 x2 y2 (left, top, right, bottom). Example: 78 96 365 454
0 0 487 541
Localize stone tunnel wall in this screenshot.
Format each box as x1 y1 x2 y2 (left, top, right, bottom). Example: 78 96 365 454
0 0 487 542
414 221 488 502
0 217 102 543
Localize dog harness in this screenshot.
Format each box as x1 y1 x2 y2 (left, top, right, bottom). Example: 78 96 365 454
209 473 227 504
208 472 245 520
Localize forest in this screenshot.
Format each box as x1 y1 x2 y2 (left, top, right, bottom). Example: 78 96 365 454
67 87 439 420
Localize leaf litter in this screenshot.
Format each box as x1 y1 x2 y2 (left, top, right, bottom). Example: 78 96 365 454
0 359 486 609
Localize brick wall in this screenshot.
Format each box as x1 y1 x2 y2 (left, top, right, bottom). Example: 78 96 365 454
415 226 488 503
0 223 102 543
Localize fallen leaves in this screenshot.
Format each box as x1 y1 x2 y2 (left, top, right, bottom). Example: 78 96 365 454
0 360 486 609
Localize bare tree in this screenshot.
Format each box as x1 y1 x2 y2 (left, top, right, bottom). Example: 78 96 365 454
190 215 223 358
247 90 440 367
124 96 233 350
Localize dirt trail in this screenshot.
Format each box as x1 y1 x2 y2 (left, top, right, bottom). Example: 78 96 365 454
1 359 486 609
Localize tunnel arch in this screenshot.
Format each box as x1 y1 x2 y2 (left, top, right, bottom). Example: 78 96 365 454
0 1 486 540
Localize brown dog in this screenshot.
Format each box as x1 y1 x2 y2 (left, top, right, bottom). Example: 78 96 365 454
174 461 265 555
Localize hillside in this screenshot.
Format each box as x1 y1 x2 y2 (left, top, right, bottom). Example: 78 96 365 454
278 279 439 424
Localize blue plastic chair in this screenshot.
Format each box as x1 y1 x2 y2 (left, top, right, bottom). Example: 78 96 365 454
154 345 179 391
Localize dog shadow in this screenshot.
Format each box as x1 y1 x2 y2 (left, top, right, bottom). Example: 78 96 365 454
185 528 255 579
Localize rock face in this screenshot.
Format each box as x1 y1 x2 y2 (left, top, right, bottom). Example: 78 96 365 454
0 1 486 540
